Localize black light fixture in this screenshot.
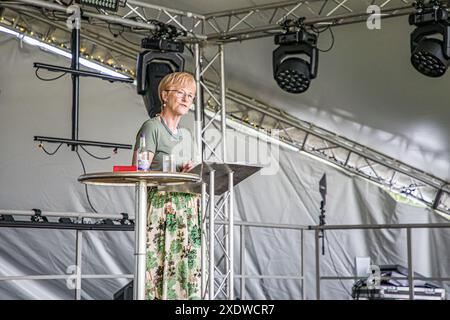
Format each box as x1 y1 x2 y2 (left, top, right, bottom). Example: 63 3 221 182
409 0 450 77
273 19 318 94
136 21 185 118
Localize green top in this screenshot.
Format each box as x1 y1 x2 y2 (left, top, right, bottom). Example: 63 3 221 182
134 116 184 171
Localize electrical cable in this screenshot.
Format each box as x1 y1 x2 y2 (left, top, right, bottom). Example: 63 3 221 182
35 68 67 81
37 141 99 213
39 142 63 155
80 145 112 160
107 22 144 46
75 149 98 213
318 0 330 16
311 25 335 53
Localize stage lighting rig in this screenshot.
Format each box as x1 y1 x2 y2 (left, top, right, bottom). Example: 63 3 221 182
409 0 450 77
273 18 318 94
136 21 186 118
141 20 186 53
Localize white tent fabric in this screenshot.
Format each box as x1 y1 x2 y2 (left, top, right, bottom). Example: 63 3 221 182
0 32 449 300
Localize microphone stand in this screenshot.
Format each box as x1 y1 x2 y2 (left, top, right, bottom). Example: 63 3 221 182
319 200 326 255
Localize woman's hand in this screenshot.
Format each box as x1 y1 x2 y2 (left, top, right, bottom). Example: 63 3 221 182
180 160 195 172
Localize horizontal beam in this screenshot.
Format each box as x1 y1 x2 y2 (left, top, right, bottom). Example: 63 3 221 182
0 220 134 231
0 209 134 220
34 62 133 82
308 223 450 230
34 136 132 150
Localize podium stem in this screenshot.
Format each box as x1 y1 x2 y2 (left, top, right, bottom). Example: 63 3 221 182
209 170 215 299
134 181 147 300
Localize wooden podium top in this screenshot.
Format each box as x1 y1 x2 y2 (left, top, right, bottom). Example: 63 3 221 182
78 171 201 187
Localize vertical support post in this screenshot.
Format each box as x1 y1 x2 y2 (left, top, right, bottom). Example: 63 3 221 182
70 21 80 151
209 170 215 299
240 225 246 300
201 182 207 299
194 43 203 163
228 171 234 299
301 229 305 300
220 44 226 163
134 181 147 300
224 190 229 295
74 230 83 300
315 229 321 300
407 228 414 300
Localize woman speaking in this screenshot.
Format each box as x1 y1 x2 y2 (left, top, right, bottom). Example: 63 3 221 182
132 72 201 300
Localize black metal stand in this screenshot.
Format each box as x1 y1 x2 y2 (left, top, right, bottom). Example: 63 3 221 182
33 26 134 151
71 26 80 151
319 199 326 255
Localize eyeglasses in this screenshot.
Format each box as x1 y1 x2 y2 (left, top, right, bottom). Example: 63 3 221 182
165 89 195 101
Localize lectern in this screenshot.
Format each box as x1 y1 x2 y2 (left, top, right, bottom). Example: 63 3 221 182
165 162 262 300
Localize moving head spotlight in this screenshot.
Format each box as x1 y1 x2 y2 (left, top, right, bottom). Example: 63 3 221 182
409 1 450 77
273 19 318 94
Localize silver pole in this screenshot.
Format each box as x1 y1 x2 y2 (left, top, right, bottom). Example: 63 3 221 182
240 225 246 300
194 43 203 164
315 229 320 300
134 181 147 300
209 170 215 299
301 229 305 300
407 228 414 300
75 230 83 300
228 171 234 299
224 191 229 297
220 44 226 163
201 182 207 298
133 185 139 299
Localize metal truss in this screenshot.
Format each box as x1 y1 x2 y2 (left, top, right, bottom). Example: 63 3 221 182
200 176 235 300
0 0 419 74
81 0 416 43
196 44 227 163
203 0 415 42
194 42 234 300
201 78 450 215
83 0 416 43
4 0 417 43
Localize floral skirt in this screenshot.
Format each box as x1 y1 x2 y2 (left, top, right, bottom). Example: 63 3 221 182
145 189 202 300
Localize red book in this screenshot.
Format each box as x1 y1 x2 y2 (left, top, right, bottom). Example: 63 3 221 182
113 165 137 172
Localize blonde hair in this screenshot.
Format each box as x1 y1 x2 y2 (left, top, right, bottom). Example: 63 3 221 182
158 72 196 104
